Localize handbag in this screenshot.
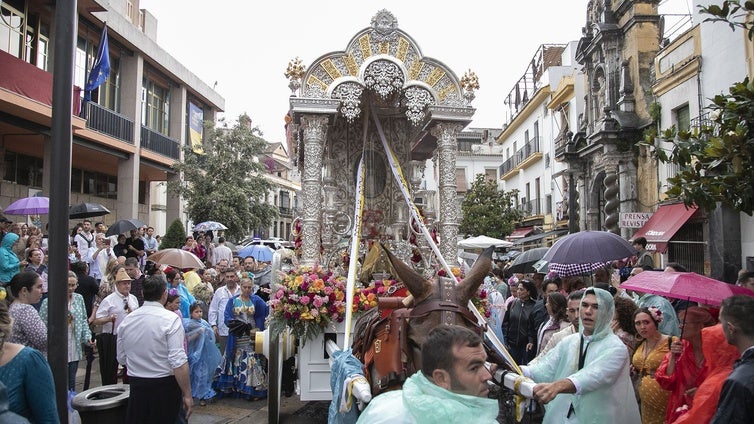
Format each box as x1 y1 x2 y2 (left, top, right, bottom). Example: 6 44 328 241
227 319 251 338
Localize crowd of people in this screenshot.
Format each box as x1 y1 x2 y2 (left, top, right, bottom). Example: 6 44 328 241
1 216 754 424
0 218 276 422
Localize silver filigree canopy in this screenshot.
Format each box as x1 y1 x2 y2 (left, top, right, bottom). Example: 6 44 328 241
403 86 433 125
332 82 364 123
363 60 404 100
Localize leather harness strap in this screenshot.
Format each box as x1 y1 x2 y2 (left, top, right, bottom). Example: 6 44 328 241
409 298 481 333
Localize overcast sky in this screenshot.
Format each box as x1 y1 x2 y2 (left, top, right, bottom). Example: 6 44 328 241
139 0 693 143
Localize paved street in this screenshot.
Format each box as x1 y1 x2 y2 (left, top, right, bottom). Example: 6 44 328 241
74 357 328 423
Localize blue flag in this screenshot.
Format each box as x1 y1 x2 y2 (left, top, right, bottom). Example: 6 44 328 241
84 25 110 101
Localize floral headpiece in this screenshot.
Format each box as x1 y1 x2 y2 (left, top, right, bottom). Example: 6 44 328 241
168 288 178 297
0 286 6 301
545 271 559 281
647 306 663 324
508 276 519 285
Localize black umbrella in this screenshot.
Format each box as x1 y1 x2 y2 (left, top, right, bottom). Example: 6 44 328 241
105 218 147 237
507 247 549 274
69 202 111 219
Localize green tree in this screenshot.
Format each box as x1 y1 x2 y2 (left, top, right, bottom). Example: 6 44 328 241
459 174 525 237
169 114 279 240
640 1 754 215
160 218 187 249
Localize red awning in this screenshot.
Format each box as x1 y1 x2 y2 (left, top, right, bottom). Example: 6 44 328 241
507 226 535 240
631 203 697 253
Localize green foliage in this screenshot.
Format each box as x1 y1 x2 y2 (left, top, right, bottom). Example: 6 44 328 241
169 115 279 240
639 3 754 215
700 1 754 40
459 174 525 237
640 78 754 215
160 219 187 249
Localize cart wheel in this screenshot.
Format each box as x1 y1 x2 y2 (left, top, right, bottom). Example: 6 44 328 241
268 332 282 424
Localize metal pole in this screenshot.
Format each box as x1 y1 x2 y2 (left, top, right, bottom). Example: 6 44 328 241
50 1 77 421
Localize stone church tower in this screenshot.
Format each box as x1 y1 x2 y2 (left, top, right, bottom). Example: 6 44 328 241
559 0 661 235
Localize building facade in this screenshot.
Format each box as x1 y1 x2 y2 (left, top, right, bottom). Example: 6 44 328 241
0 0 223 234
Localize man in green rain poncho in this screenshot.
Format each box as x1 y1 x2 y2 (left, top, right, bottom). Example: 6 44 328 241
521 288 641 424
356 325 498 424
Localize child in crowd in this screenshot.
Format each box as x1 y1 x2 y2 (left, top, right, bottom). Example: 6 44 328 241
184 303 223 406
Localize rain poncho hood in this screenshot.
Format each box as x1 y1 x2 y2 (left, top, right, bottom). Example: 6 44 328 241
356 372 498 424
527 287 641 424
579 287 614 341
0 233 20 283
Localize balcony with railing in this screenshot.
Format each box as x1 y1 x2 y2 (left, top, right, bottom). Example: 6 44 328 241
518 198 541 216
140 126 180 159
279 206 293 217
86 102 134 143
499 137 542 180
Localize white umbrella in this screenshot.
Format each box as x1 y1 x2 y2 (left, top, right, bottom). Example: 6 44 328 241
458 235 513 249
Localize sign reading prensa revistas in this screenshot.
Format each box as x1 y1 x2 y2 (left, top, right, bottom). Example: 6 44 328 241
619 212 652 228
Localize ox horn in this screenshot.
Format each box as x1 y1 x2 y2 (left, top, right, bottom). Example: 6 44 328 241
379 243 431 299
457 246 494 302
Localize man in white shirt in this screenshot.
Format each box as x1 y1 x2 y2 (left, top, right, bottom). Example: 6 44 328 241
208 269 241 353
117 275 192 422
93 268 139 385
75 220 96 270
213 237 233 266
90 234 116 282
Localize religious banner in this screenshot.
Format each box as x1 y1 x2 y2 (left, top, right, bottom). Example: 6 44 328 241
188 102 204 154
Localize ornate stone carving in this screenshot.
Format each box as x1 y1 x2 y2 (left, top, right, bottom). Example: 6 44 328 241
370 9 399 43
300 115 329 265
364 60 404 100
603 170 620 234
332 82 364 123
431 122 463 261
403 86 433 125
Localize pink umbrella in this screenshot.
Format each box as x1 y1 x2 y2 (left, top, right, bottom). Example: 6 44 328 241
621 271 754 306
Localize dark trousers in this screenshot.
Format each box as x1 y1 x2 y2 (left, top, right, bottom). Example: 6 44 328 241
126 375 182 424
68 361 78 391
96 333 119 385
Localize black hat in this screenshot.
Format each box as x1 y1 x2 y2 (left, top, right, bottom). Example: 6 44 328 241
0 217 12 224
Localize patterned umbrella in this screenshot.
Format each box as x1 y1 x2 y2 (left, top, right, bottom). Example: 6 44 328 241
192 221 228 232
540 231 635 277
3 196 49 215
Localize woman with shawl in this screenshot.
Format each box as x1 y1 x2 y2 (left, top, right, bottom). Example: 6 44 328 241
214 277 268 399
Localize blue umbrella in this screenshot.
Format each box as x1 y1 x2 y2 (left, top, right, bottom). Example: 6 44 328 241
237 244 275 262
192 221 228 232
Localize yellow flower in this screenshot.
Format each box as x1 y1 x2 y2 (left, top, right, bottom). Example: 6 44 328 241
0 288 6 301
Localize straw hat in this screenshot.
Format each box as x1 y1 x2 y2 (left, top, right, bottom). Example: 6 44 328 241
114 268 133 282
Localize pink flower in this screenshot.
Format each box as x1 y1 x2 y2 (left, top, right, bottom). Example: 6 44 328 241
274 289 285 299
300 295 311 305
312 296 324 308
324 286 333 295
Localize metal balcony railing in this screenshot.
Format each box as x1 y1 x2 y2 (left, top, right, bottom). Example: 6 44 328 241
279 206 292 217
499 137 541 176
140 126 180 159
86 102 134 143
518 198 541 215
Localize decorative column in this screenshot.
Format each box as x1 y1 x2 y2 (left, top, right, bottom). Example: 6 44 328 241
603 165 620 235
431 122 463 262
299 115 329 266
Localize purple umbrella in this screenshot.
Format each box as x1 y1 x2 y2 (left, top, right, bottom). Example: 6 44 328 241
542 231 635 270
3 196 49 215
